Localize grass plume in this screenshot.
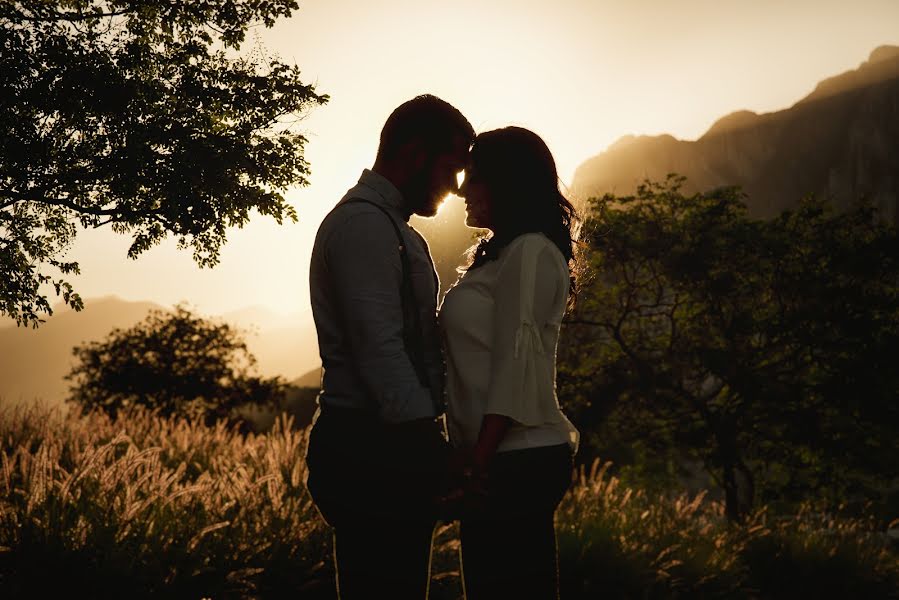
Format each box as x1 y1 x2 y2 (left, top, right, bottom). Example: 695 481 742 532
1 403 895 598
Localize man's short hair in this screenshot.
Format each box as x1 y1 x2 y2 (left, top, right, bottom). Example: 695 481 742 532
378 94 474 160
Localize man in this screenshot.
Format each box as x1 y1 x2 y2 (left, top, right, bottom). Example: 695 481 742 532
305 95 474 599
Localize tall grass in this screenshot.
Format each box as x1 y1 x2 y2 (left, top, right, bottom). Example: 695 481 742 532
1 404 896 598
0 403 331 598
557 461 899 599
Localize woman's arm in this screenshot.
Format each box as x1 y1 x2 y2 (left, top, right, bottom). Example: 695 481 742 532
474 237 564 473
472 413 512 474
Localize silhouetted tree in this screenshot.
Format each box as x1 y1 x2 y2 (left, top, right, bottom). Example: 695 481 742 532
66 305 288 424
1 1 327 327
560 176 899 522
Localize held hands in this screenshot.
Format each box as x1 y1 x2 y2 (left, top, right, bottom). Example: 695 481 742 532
436 446 489 517
434 414 510 519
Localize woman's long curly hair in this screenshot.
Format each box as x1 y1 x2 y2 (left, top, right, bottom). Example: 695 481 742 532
465 126 580 310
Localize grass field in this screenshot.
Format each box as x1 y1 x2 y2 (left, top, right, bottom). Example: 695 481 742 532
1 404 896 598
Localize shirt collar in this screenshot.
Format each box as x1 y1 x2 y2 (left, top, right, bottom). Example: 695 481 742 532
357 169 411 220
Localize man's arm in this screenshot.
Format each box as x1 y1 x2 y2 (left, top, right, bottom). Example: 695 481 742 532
325 209 436 424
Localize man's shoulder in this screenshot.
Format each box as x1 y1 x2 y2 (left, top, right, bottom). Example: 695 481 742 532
324 198 385 227
314 199 404 262
319 192 394 234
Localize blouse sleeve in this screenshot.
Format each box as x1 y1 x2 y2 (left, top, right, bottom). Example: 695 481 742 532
485 235 566 425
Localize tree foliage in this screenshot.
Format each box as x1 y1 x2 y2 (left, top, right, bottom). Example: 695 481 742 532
66 304 289 424
560 176 899 521
1 1 328 326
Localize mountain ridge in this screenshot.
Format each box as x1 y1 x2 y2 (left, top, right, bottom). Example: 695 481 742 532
572 45 899 222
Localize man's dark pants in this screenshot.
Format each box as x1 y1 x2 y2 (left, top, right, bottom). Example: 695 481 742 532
305 405 449 599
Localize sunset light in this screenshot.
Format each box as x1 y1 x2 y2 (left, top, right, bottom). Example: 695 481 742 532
3 1 898 596
21 0 888 324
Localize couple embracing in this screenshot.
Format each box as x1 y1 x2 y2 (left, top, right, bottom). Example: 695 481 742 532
305 95 580 600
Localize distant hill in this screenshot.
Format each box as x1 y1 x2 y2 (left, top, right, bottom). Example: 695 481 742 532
0 297 319 407
0 297 163 406
291 367 322 389
572 45 899 223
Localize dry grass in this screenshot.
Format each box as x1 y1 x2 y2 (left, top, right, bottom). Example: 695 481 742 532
0 403 330 598
557 459 899 599
1 403 896 599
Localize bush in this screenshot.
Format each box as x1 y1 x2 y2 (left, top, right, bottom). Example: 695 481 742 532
66 305 288 426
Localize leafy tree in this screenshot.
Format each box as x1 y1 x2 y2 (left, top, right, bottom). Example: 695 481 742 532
560 176 899 522
66 304 289 424
1 1 328 327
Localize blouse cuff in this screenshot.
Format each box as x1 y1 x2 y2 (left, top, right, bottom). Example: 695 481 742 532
513 321 546 359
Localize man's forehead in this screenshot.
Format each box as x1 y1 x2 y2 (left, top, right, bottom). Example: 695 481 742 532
450 131 472 153
449 137 472 163
438 145 469 169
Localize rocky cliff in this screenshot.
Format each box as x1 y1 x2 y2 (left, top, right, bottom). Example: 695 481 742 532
572 46 899 223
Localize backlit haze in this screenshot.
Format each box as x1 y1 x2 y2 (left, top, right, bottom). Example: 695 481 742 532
50 0 899 320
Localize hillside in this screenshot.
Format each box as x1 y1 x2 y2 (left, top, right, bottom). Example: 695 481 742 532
572 46 899 223
0 297 319 406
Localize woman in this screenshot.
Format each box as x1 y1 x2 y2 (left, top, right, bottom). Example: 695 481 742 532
439 126 580 599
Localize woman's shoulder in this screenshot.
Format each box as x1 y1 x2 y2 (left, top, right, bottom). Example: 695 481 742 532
500 232 567 266
504 232 551 253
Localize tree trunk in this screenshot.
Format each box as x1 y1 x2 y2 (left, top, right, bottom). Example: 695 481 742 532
717 419 755 523
722 457 755 523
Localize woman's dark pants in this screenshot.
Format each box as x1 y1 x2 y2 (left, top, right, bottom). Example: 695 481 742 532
460 443 573 600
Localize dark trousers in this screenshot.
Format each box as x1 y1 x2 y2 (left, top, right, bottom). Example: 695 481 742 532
459 443 573 600
304 406 450 599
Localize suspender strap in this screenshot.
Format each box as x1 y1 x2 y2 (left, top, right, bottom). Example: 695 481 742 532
337 198 429 389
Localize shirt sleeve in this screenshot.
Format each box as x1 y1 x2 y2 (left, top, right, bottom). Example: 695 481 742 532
325 209 436 423
485 235 566 425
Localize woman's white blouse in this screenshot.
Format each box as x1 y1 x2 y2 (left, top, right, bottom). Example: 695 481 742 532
439 233 580 453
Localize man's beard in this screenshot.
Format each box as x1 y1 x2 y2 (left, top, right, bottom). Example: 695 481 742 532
403 161 440 217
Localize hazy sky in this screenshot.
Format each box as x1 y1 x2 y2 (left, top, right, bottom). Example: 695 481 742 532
61 0 899 320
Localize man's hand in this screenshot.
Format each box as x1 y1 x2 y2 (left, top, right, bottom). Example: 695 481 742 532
383 416 442 443
446 446 474 480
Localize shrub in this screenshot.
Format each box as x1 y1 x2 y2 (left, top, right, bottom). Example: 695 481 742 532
66 305 288 426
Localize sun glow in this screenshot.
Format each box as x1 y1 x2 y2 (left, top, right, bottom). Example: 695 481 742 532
63 0 899 320
433 192 464 218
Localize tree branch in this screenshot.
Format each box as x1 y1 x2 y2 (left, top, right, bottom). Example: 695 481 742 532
562 318 613 328
36 194 121 217
1 189 167 222
6 8 132 23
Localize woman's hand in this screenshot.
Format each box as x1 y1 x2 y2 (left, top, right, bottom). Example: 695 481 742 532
472 413 512 473
447 446 475 481
435 445 491 517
